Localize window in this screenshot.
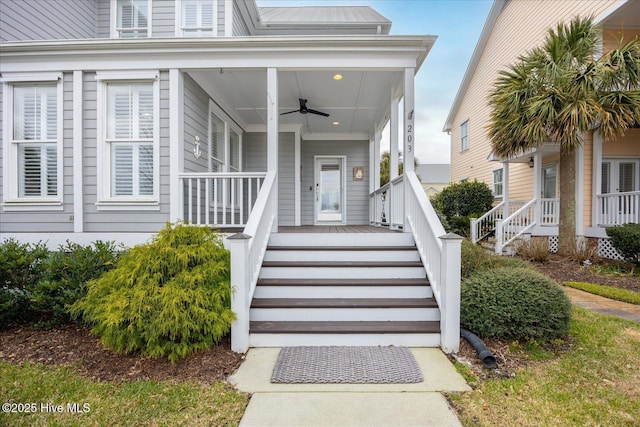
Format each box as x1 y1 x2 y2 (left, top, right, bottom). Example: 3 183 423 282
602 159 639 194
115 0 149 38
209 112 225 172
492 168 503 198
181 0 216 36
229 130 240 172
3 78 63 209
460 120 469 152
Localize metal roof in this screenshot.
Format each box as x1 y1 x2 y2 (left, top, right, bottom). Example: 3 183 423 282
258 6 391 33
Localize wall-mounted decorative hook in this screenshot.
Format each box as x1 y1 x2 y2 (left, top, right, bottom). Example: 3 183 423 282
193 135 202 159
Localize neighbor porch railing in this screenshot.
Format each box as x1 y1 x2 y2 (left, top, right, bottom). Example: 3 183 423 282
179 172 267 227
539 198 560 226
495 199 536 253
470 200 527 243
403 171 462 353
596 191 640 226
369 175 404 229
227 171 277 353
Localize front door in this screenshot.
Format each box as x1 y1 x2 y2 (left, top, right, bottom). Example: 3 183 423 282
315 157 345 223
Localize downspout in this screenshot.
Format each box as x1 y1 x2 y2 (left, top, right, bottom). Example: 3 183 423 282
460 328 497 369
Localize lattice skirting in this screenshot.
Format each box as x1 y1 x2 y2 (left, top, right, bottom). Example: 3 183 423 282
598 238 624 261
548 236 558 254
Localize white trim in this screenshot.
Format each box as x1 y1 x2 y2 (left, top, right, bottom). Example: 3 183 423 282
3 201 64 212
169 69 184 222
0 232 155 249
585 227 609 239
73 71 84 232
294 127 301 226
0 72 62 83
95 201 160 211
313 155 347 225
96 70 159 81
1 82 8 207
575 143 584 236
224 0 233 37
301 132 371 141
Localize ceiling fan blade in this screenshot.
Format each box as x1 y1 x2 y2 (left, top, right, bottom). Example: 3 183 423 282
280 110 300 115
307 109 330 117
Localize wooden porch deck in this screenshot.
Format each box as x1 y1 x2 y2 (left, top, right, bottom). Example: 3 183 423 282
277 225 399 233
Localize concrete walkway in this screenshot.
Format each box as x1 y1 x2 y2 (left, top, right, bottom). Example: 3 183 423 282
564 286 640 323
229 347 471 427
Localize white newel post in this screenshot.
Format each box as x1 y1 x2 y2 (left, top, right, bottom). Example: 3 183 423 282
470 218 478 243
267 68 279 231
495 219 503 254
440 232 463 353
228 233 251 353
403 68 415 231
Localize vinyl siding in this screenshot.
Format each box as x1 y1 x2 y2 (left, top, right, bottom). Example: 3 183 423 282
301 139 369 225
0 0 98 41
449 0 616 195
0 84 3 207
218 1 226 37
183 75 210 173
0 74 74 233
233 0 250 36
96 0 111 38
243 131 296 226
83 71 171 233
153 0 175 37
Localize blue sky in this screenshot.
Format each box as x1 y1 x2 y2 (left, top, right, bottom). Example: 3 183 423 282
258 0 494 164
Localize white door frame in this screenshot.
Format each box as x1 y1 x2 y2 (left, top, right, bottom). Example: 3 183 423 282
314 155 347 225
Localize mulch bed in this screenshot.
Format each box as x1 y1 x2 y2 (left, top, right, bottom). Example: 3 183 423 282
0 324 244 385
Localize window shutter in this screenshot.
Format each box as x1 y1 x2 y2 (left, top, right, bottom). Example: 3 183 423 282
110 86 132 139
112 144 134 196
184 3 198 27
136 87 154 139
601 162 611 194
120 4 133 29
20 146 42 196
619 163 636 193
201 2 214 28
138 144 154 195
45 144 57 196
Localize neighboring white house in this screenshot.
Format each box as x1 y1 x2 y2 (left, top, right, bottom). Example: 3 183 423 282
0 0 461 354
416 164 450 197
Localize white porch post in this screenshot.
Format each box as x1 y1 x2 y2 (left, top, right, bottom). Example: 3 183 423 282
169 69 184 223
403 68 415 231
592 131 603 228
374 130 381 189
267 67 279 231
502 161 510 219
440 232 463 353
390 96 400 181
533 152 542 225
228 233 250 353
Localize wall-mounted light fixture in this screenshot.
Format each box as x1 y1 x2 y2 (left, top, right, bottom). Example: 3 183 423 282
529 157 534 168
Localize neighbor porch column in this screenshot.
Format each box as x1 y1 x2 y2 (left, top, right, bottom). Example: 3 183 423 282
390 96 400 181
169 69 185 223
592 131 603 229
533 152 541 225
502 161 509 219
402 68 415 173
374 129 381 189
267 67 279 231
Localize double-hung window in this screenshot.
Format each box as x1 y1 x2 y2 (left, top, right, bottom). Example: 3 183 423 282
180 0 216 36
97 72 159 208
3 74 63 210
209 111 225 172
460 120 469 152
114 0 150 38
492 168 503 198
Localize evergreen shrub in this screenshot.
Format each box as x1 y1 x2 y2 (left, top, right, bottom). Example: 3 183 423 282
461 240 530 279
606 223 640 265
71 223 235 362
431 180 494 236
461 267 571 341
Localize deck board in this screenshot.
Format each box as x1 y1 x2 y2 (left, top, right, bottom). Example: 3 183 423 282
250 320 440 334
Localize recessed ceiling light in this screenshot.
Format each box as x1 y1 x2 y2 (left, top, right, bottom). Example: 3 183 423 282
333 121 340 125
333 74 343 81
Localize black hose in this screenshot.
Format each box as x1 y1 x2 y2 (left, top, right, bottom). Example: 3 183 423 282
460 328 497 369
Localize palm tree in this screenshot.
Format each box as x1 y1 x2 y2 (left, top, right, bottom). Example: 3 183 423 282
487 16 640 255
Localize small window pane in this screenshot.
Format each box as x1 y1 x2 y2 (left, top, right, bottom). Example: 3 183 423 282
210 112 225 169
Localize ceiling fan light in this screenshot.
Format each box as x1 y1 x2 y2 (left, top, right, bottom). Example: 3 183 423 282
332 121 340 125
333 74 343 81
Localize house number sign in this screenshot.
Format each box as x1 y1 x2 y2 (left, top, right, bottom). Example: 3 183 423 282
406 109 414 153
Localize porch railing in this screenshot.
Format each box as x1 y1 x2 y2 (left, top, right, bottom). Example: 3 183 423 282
369 175 404 229
596 191 640 226
179 172 267 227
470 200 527 243
228 171 277 353
404 171 462 353
495 199 536 253
539 198 560 226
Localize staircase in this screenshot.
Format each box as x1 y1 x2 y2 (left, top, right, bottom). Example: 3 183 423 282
248 232 441 347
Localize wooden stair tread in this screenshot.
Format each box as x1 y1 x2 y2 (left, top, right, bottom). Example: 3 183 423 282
266 246 416 251
251 298 438 309
256 278 430 286
250 321 440 334
261 261 423 268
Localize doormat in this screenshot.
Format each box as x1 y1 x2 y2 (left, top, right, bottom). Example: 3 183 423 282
271 346 423 384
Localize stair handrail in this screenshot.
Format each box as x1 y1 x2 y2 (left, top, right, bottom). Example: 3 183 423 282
228 171 277 353
495 198 537 253
404 171 462 353
471 201 505 243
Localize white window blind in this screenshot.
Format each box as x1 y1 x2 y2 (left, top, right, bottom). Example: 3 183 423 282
107 83 154 198
182 0 215 36
117 0 148 38
12 85 58 198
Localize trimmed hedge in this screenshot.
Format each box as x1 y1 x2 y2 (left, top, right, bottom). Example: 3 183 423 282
461 240 530 279
461 267 571 341
606 223 640 265
71 223 235 363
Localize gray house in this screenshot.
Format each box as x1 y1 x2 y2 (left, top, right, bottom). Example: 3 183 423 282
0 0 461 354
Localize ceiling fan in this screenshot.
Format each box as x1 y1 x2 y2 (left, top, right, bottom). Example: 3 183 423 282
280 98 330 117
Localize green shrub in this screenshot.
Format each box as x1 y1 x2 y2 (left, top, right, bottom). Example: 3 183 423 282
31 241 123 326
431 180 494 235
461 240 531 279
514 237 550 263
71 223 235 363
0 239 49 328
461 267 571 341
606 224 640 265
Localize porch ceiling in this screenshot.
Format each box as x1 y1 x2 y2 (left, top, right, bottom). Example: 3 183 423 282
188 69 402 136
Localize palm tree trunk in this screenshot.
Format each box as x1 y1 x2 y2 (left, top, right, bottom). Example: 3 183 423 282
558 150 577 255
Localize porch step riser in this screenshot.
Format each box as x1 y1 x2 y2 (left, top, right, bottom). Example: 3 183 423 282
254 286 432 299
268 233 415 247
250 307 440 322
263 250 420 262
248 333 441 347
259 267 426 279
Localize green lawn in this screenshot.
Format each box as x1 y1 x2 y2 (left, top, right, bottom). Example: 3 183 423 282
450 308 640 426
564 281 640 305
0 362 248 427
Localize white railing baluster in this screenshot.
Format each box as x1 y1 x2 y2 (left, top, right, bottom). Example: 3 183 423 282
196 178 202 225
596 191 640 226
188 178 193 223
495 199 537 253
205 178 210 225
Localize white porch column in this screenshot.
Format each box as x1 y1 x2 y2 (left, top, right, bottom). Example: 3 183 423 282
502 161 509 220
592 131 603 229
169 69 184 222
374 130 381 189
73 71 84 232
390 96 400 181
403 68 415 173
533 152 542 225
267 68 279 231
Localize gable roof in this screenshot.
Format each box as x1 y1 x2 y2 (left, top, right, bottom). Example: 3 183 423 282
442 0 507 132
